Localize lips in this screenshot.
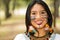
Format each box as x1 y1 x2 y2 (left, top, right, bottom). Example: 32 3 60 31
34 21 42 25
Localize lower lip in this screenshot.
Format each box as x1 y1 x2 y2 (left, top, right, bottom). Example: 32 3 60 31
35 21 42 25
37 23 42 25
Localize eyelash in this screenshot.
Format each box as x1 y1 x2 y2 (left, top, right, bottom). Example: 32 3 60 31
31 11 47 15
32 13 36 15
41 11 46 14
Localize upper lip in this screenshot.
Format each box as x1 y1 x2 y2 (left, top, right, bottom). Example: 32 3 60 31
34 20 42 25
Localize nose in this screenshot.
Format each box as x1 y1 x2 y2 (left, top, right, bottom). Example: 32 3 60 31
35 13 41 19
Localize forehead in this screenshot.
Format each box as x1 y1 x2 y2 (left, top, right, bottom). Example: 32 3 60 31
31 3 45 11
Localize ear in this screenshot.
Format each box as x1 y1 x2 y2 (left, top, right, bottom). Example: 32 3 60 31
44 24 50 30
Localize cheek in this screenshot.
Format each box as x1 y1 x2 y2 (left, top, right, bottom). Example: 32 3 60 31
31 20 37 27
30 15 36 20
42 17 47 22
42 19 47 25
44 19 47 22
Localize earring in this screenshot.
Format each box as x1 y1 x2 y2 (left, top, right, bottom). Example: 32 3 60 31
44 24 53 33
44 24 49 30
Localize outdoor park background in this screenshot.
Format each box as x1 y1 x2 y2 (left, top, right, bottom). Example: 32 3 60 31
0 0 60 40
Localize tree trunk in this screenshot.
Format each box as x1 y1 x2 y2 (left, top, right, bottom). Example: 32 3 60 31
54 0 59 27
5 4 11 19
3 0 11 19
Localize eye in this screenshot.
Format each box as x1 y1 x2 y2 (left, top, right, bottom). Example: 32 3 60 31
40 11 47 16
41 11 46 14
31 12 36 15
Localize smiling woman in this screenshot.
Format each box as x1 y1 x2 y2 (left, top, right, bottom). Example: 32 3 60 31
14 0 60 40
30 3 48 29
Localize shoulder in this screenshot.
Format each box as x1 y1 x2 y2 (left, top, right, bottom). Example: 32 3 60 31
14 33 30 40
49 33 60 40
54 33 60 40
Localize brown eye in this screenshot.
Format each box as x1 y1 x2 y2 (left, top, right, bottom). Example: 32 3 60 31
41 11 46 14
40 11 47 16
31 13 36 15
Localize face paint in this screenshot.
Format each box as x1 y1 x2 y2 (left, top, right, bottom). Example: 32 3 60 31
40 15 48 19
31 15 36 20
37 25 43 29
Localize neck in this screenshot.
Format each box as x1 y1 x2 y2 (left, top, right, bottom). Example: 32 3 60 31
34 28 47 37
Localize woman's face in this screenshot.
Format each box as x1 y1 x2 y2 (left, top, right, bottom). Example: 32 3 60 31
30 4 48 29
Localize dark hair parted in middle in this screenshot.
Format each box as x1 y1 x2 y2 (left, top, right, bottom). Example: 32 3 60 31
25 0 52 32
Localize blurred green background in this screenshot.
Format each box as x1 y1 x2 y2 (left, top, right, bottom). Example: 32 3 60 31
0 0 60 40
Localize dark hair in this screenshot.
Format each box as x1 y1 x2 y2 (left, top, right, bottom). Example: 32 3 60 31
25 0 52 33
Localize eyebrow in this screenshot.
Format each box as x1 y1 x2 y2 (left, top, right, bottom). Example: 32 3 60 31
31 10 46 12
31 11 36 12
41 10 46 12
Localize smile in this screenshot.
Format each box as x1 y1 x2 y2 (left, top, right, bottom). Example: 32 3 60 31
34 21 43 25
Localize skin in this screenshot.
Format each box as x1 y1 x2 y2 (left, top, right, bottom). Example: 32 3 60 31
30 3 49 37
